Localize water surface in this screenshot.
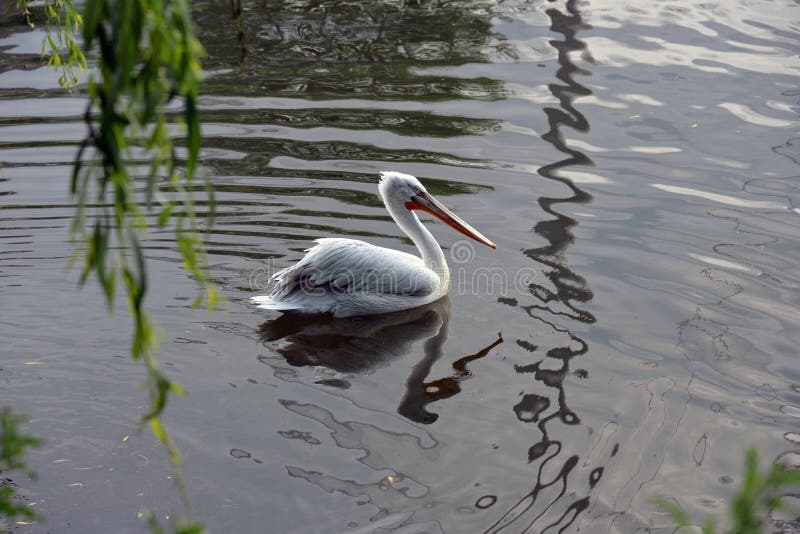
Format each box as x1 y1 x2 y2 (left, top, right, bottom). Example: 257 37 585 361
1 0 800 532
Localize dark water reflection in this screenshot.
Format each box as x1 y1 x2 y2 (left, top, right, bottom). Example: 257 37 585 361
260 298 504 425
2 0 800 532
488 1 597 530
259 298 451 375
196 0 507 100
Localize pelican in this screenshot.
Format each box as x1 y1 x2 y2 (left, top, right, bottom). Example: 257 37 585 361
250 171 496 317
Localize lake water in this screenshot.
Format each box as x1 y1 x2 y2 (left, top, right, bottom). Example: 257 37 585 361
1 0 800 532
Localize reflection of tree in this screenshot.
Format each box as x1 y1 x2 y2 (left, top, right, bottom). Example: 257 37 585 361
491 0 599 531
194 0 506 100
199 108 501 138
202 135 497 179
192 0 506 209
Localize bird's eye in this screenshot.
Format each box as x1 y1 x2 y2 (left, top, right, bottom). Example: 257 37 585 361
412 185 422 194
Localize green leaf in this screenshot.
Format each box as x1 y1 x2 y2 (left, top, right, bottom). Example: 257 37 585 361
185 93 200 180
206 285 217 312
158 203 174 228
0 409 42 522
83 0 105 46
653 497 691 529
149 417 166 443
204 181 215 226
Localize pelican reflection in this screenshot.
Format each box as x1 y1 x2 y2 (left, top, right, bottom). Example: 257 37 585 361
258 297 503 424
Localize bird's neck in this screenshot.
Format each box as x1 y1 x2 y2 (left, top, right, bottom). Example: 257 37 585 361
387 202 450 292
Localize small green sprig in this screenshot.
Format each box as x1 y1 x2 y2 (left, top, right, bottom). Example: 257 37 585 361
657 447 800 534
0 409 42 531
17 0 87 89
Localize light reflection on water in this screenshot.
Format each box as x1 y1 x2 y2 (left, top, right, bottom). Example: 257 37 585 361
1 0 800 532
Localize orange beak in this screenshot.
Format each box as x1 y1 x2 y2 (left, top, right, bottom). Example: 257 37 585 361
405 191 497 249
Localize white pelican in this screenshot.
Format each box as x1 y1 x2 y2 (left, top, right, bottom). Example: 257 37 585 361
250 171 496 317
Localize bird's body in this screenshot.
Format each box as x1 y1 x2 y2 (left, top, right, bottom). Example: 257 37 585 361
251 172 495 317
250 237 444 317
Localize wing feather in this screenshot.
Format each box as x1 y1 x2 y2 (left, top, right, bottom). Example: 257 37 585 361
252 238 439 315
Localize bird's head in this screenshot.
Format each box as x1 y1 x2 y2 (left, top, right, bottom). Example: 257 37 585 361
379 171 496 249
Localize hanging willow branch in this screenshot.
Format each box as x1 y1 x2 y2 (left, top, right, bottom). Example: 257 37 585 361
18 0 216 519
70 0 216 510
16 0 87 88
